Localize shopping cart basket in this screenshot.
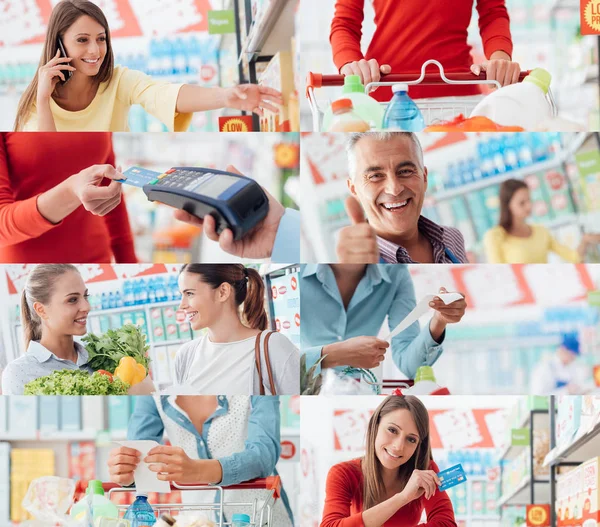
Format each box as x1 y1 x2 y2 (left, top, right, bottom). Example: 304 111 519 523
306 59 558 131
103 476 281 527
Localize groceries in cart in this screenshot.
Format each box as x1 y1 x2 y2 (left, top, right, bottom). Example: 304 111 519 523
391 366 450 396
20 476 83 527
308 60 583 132
322 75 384 130
382 84 425 131
71 480 119 523
328 98 370 132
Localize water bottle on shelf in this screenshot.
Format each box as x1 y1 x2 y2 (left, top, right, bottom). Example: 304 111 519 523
477 140 494 179
445 163 456 189
138 279 149 305
530 134 549 162
156 277 167 303
101 292 109 310
516 133 533 168
502 135 519 172
469 157 482 182
115 291 124 309
489 137 506 176
124 494 156 527
382 84 425 131
459 159 473 185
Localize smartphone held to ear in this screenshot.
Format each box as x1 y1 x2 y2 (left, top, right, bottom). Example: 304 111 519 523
57 38 73 85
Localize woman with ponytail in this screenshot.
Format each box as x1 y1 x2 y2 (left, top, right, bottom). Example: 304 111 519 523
175 264 299 395
2 264 93 394
321 396 457 527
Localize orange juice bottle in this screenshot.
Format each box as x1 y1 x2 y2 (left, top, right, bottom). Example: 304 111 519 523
327 98 370 132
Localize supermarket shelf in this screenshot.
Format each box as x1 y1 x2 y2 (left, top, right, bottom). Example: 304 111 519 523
497 477 550 507
0 431 127 442
89 300 181 316
550 0 579 13
431 132 589 202
499 410 550 462
240 0 295 61
544 415 600 467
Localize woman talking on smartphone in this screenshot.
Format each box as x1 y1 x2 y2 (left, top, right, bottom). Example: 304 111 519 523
14 0 282 132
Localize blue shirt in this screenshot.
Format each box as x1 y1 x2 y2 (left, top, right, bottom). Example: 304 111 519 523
300 264 445 377
1 340 92 395
272 209 300 263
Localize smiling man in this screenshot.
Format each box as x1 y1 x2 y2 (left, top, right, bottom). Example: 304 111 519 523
337 132 468 264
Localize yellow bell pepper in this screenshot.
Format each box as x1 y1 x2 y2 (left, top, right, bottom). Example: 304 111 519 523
114 357 146 386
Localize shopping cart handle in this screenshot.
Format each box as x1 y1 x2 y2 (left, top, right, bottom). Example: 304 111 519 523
102 477 282 498
306 70 532 91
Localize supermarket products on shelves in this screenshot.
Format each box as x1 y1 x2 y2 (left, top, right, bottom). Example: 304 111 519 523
241 0 296 59
544 396 600 467
258 52 297 131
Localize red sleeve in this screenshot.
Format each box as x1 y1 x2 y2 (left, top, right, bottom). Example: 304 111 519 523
423 461 458 527
330 0 365 72
0 134 60 248
321 463 365 527
101 144 138 263
476 0 513 59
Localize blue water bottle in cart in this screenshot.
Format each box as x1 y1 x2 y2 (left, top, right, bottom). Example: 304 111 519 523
124 494 156 526
382 84 425 131
231 513 251 527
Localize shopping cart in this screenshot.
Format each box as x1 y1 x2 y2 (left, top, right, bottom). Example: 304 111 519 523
306 59 558 131
102 477 281 527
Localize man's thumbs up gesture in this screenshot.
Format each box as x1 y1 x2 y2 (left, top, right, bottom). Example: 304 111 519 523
336 195 380 263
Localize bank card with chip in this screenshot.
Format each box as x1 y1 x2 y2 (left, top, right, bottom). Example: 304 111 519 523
437 464 467 491
117 166 162 187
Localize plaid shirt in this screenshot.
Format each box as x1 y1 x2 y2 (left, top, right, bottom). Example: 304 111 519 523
378 215 468 264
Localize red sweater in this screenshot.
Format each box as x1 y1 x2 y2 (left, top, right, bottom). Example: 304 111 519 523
321 459 457 527
330 0 513 101
0 133 136 263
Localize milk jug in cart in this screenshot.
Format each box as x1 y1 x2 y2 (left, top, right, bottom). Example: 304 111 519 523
382 84 425 131
322 75 385 130
70 480 119 521
469 68 552 130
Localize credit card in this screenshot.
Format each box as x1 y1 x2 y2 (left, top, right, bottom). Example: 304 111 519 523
437 464 467 491
118 166 162 188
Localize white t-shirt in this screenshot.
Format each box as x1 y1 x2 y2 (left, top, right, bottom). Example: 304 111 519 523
175 331 299 395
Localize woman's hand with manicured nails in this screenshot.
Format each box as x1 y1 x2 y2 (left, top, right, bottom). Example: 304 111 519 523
68 164 125 216
37 50 76 102
224 84 283 116
340 58 391 91
400 469 441 503
145 446 223 484
107 446 141 486
470 50 521 87
173 165 285 259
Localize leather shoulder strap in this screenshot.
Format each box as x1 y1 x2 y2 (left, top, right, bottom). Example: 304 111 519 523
254 332 265 396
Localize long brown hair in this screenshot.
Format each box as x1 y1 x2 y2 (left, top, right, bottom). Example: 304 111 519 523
14 0 115 131
362 396 431 510
498 179 529 232
180 264 268 331
21 264 80 348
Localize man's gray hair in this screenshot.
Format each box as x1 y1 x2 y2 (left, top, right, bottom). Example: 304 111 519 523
346 132 424 179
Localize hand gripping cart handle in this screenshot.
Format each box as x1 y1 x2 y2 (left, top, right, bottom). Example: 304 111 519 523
103 476 282 527
306 59 557 131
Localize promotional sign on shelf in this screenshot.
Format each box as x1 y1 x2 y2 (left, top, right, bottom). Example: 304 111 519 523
332 408 506 452
4 264 180 295
270 271 300 346
0 0 213 46
300 133 349 185
219 116 255 132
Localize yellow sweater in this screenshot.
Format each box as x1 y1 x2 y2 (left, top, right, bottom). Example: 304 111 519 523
24 66 193 132
484 224 581 264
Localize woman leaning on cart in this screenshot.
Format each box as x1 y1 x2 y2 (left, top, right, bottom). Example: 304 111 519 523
320 396 456 527
331 0 521 101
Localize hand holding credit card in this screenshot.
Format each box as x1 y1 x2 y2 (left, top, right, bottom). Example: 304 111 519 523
437 463 467 491
116 166 269 240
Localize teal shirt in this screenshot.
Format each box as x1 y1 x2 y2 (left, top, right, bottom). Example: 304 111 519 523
300 264 445 377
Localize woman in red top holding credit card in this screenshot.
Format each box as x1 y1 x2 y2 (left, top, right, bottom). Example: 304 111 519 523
331 0 520 102
0 132 135 263
321 396 456 527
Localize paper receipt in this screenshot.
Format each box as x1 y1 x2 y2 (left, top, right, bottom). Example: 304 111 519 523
385 292 464 342
115 440 171 494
